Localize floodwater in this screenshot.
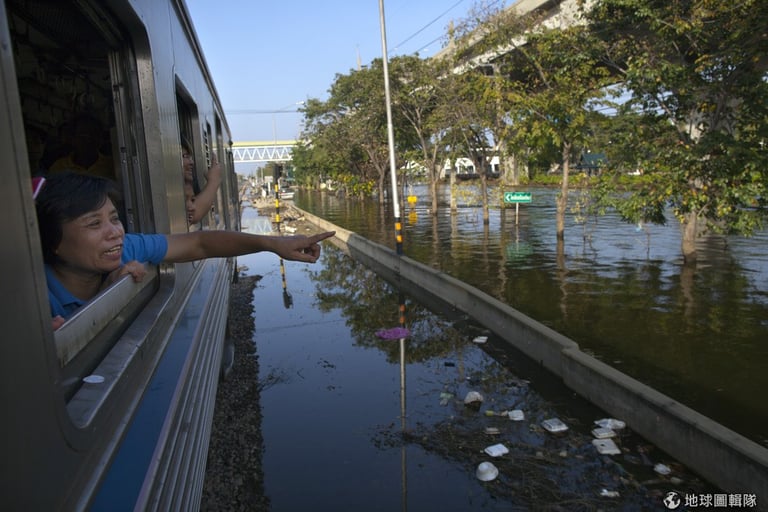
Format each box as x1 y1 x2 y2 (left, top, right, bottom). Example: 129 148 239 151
294 184 768 449
238 206 721 511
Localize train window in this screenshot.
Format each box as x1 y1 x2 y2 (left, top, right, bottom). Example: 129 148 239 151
205 121 225 227
177 89 223 229
214 115 232 229
9 0 160 408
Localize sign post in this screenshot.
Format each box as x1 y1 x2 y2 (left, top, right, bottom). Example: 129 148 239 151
503 191 532 224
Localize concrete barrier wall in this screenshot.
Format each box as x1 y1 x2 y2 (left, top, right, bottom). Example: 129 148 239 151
300 208 768 506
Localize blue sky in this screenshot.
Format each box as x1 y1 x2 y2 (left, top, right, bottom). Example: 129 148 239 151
185 0 495 143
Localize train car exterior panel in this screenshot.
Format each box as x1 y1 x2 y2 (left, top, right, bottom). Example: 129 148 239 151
0 0 239 509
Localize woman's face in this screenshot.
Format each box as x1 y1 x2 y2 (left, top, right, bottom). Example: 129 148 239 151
55 198 125 275
182 149 194 182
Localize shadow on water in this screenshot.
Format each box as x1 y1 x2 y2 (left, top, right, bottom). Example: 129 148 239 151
238 207 717 511
295 185 768 450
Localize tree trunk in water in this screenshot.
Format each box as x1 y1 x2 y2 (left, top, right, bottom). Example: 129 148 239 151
556 142 571 242
449 170 457 213
556 237 567 319
431 173 439 216
481 174 489 224
681 211 698 264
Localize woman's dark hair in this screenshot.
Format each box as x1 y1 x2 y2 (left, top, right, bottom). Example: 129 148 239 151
35 171 120 264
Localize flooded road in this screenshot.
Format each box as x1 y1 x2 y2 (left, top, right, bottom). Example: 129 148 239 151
237 207 719 511
295 184 768 450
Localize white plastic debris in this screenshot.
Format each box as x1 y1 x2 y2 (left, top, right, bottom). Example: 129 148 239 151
654 463 672 475
591 427 616 439
483 443 509 457
476 461 499 482
472 335 488 344
464 391 484 405
592 438 621 455
594 418 626 430
600 489 620 498
484 427 501 435
541 418 568 433
508 410 525 421
83 374 105 384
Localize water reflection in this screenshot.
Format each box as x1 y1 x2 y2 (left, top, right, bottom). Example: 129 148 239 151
296 185 768 447
287 244 715 509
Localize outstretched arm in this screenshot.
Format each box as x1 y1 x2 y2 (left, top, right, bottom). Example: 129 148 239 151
187 152 223 224
163 230 335 264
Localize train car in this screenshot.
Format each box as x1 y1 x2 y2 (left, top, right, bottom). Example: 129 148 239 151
0 0 240 509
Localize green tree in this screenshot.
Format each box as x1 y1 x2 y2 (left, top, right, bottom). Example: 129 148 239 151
439 68 497 223
390 55 452 216
329 63 393 202
293 97 359 192
587 0 768 262
496 21 610 244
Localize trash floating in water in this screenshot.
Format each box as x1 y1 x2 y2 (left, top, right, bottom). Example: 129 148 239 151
484 410 498 417
541 418 568 433
508 410 525 421
439 392 454 406
591 426 616 439
83 374 105 384
483 443 509 457
472 336 488 344
476 461 499 482
600 489 620 498
484 427 501 435
595 418 626 430
593 438 621 455
464 391 484 405
654 463 672 475
375 327 410 340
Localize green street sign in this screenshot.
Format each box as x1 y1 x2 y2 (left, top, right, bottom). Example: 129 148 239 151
504 191 532 203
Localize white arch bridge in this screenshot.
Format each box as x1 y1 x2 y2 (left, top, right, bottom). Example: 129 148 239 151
231 140 298 163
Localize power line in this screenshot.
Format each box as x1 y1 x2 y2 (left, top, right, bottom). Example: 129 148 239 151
391 0 509 56
389 0 467 55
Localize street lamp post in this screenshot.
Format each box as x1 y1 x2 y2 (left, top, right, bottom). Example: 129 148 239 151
378 0 403 256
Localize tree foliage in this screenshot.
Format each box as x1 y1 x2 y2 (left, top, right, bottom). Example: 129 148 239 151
587 0 768 259
292 0 768 260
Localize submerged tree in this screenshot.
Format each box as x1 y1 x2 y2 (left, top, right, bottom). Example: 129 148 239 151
390 55 452 216
587 0 768 263
501 25 610 244
449 2 611 244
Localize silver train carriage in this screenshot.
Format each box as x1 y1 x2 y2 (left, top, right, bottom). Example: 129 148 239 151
1 0 241 510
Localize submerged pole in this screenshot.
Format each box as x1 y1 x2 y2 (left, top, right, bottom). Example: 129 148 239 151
378 0 403 255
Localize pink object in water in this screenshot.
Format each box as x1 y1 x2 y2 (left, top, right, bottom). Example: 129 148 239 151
375 327 410 340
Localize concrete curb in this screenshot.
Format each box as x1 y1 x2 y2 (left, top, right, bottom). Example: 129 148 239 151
299 207 768 507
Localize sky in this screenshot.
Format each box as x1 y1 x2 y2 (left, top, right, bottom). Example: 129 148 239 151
184 0 503 143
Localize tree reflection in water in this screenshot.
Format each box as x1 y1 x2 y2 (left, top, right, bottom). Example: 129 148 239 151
302 244 717 510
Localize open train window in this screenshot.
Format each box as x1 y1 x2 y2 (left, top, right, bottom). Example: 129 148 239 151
177 88 223 229
9 0 158 408
205 121 225 227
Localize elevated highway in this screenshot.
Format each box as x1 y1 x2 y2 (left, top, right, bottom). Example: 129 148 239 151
434 0 588 69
